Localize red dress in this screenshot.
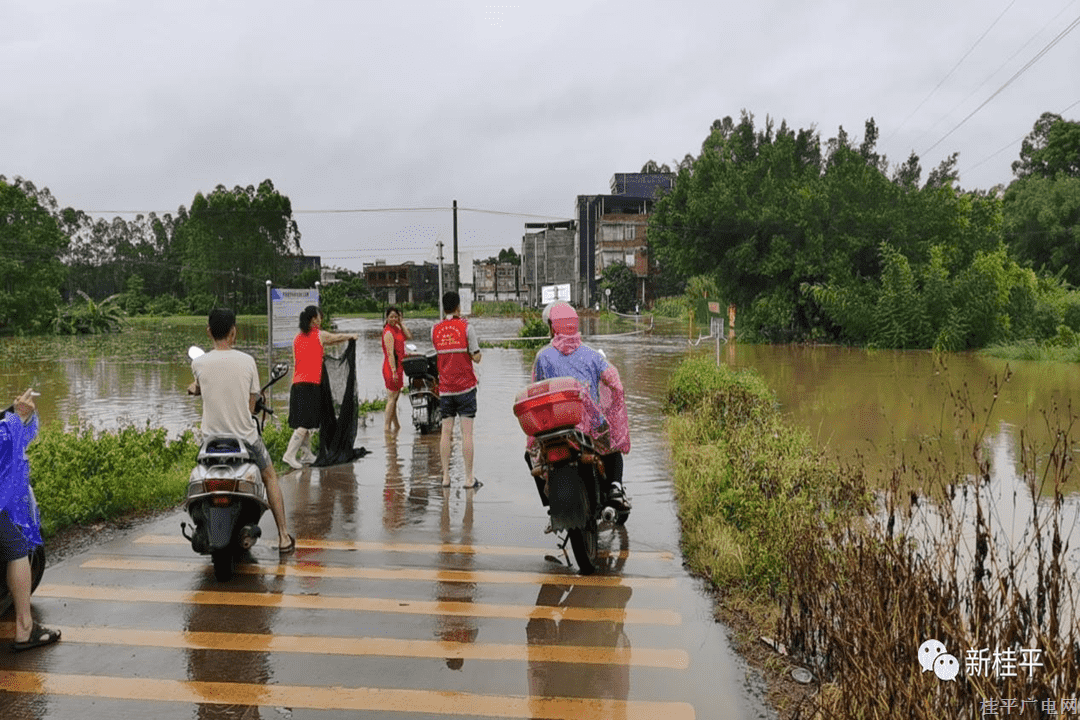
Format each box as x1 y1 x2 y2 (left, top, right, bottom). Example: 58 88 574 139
382 323 406 392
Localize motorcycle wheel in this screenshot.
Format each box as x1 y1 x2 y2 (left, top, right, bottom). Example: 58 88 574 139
212 548 234 581
569 518 599 575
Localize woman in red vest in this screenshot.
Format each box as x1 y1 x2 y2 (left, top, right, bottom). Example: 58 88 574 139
283 305 357 469
381 306 412 433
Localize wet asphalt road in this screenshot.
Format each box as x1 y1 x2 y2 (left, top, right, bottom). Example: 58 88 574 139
0 346 767 720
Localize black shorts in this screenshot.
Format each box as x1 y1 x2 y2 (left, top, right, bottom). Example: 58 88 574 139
0 511 35 562
288 382 321 429
439 388 477 419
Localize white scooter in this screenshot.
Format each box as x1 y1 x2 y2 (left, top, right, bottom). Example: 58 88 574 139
182 347 289 581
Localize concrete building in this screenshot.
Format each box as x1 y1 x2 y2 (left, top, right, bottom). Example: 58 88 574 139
474 261 522 302
575 172 674 308
363 260 455 305
521 220 578 307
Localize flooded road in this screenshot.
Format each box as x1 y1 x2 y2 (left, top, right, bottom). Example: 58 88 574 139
0 317 768 719
4 315 1080 717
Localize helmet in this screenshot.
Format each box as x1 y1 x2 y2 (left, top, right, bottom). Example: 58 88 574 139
547 301 579 336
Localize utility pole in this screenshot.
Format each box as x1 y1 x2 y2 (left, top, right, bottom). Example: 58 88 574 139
437 237 444 309
452 200 459 291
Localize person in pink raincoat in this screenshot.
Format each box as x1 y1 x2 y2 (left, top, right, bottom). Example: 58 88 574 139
529 302 630 510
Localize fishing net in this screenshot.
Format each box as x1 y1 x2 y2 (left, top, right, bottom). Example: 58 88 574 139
314 339 369 466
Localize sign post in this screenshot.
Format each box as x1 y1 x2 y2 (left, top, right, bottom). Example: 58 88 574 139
268 285 320 409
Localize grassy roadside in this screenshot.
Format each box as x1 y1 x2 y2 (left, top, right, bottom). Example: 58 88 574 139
664 356 1080 719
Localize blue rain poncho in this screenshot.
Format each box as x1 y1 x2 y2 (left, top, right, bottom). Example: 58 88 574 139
0 411 43 551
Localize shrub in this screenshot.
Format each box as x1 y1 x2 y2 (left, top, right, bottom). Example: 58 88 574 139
29 424 197 537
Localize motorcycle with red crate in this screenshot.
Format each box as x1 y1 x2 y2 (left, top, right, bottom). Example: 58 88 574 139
402 344 441 434
513 377 631 575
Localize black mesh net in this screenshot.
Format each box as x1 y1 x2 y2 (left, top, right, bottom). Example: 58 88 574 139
314 339 369 466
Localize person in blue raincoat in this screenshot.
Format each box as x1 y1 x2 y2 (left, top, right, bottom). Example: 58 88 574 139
1 388 60 651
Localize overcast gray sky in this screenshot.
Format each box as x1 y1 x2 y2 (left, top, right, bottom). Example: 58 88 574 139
4 0 1078 273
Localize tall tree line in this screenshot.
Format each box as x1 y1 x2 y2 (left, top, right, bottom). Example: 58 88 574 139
0 177 304 332
649 110 1080 349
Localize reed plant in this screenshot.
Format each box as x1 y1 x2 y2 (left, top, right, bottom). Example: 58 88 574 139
665 356 1080 719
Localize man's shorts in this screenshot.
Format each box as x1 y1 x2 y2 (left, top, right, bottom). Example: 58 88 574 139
439 388 477 419
244 437 273 472
0 511 34 562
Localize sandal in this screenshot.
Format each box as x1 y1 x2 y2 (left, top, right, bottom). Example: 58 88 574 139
278 534 296 554
12 624 61 652
464 479 483 490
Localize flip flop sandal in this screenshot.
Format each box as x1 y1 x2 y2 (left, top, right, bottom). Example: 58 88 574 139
12 624 61 652
277 534 296 554
464 479 483 490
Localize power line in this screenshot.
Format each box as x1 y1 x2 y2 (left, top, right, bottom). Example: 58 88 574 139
922 12 1080 155
963 97 1080 175
77 205 573 221
887 0 1018 142
915 0 1077 145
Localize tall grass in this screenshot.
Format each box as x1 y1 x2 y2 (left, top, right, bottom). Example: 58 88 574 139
665 356 1080 718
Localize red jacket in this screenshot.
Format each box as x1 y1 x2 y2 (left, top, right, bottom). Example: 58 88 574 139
432 317 476 395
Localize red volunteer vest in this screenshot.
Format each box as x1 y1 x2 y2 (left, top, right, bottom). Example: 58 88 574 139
432 317 476 394
293 329 323 384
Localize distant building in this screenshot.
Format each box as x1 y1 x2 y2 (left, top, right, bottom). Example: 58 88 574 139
576 172 674 308
281 255 321 281
474 260 522 302
363 260 455 305
521 220 577 306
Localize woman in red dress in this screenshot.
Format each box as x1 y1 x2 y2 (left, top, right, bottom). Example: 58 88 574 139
381 306 412 433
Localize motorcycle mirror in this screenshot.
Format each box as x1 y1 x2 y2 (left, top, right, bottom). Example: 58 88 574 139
188 346 205 360
271 362 290 381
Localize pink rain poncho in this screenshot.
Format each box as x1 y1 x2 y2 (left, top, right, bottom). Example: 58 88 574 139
529 330 630 456
0 411 43 552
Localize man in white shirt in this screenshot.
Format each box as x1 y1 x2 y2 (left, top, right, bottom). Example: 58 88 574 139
188 308 293 554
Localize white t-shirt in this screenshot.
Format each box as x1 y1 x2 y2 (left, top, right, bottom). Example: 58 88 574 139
191 348 260 443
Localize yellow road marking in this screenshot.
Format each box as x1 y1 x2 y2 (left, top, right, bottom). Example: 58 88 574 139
0 670 697 719
0 623 689 669
82 556 676 588
34 584 682 625
134 534 676 561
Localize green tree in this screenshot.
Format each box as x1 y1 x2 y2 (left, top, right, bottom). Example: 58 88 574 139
600 262 637 312
0 177 69 333
320 269 376 313
1002 174 1080 286
1012 112 1080 179
173 180 301 311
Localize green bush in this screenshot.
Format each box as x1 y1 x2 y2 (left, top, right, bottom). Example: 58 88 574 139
146 294 187 316
651 295 691 318
28 424 197 537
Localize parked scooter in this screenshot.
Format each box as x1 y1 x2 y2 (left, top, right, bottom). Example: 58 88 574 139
513 377 631 575
402 343 441 434
182 347 290 581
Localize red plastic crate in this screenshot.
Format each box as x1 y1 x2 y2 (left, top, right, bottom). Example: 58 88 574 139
513 377 585 436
